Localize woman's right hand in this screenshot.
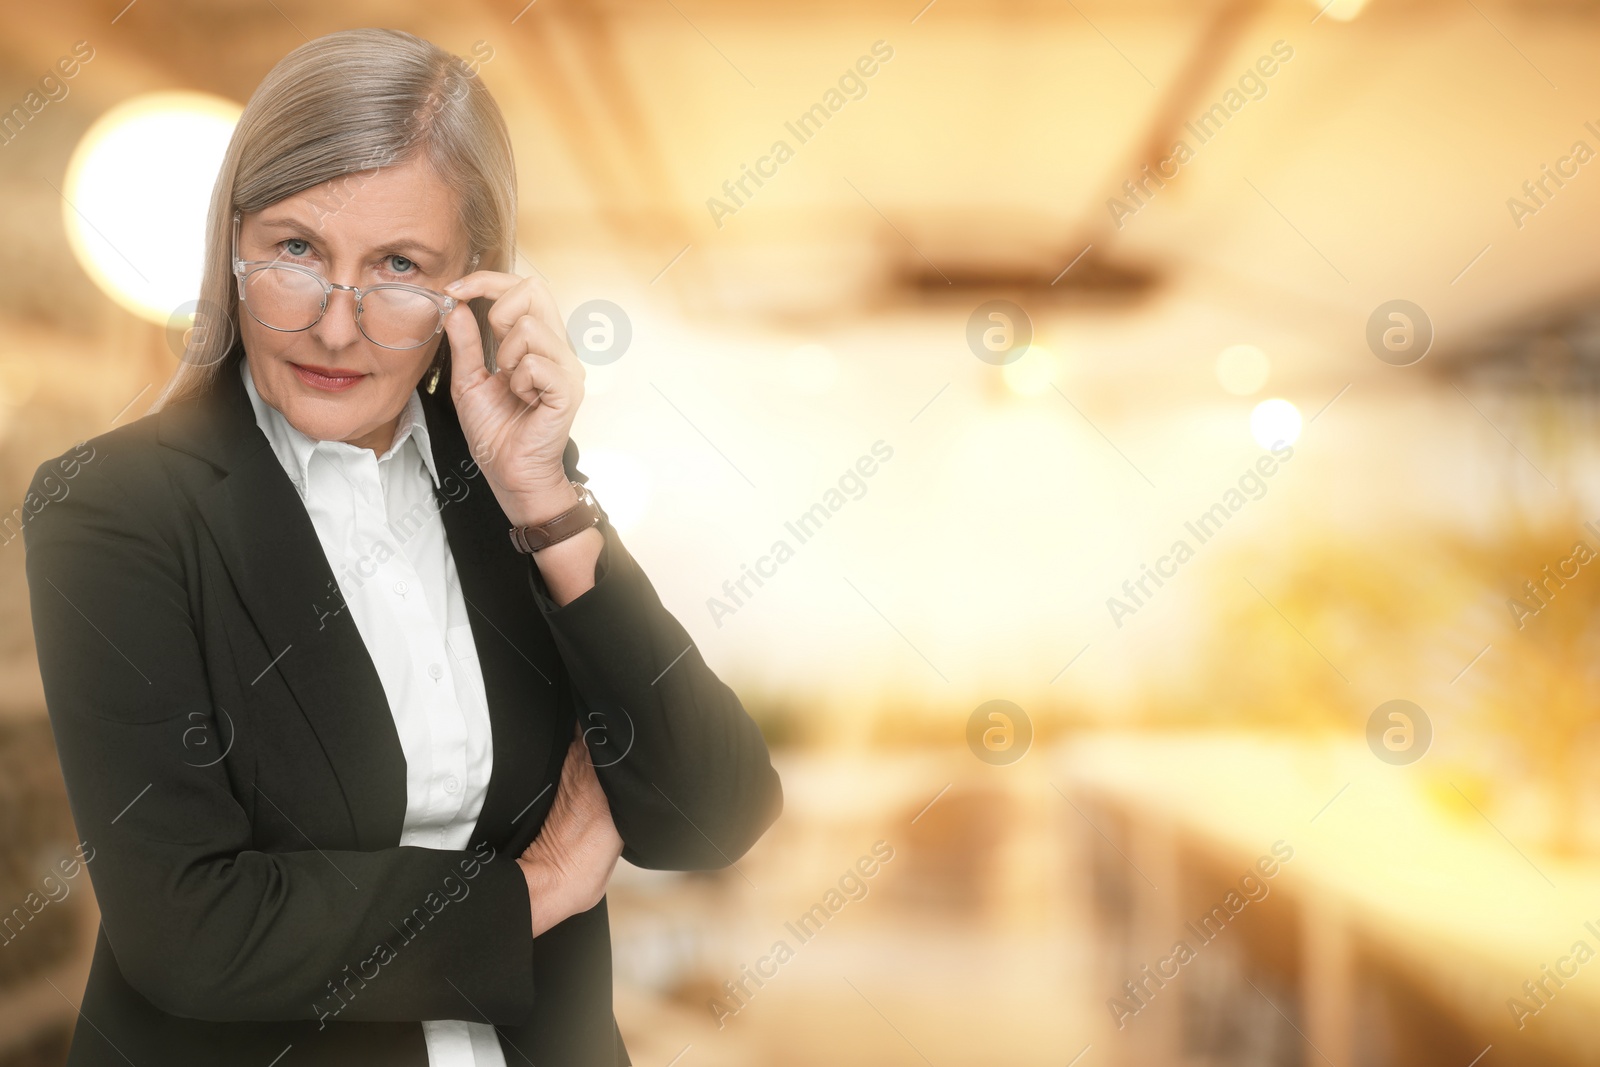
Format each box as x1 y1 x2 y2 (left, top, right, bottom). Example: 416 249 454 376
516 723 624 937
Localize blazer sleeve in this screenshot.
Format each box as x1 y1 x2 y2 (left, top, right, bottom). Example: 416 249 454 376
526 438 783 871
22 454 537 1026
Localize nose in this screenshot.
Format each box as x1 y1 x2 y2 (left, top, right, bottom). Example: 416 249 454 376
309 283 362 351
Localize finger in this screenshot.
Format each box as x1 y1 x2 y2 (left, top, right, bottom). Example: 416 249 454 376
491 320 570 407
443 270 521 309
442 302 490 401
488 270 565 342
570 730 598 772
522 311 585 382
509 348 570 411
491 314 571 379
557 736 585 783
447 271 565 345
568 741 604 788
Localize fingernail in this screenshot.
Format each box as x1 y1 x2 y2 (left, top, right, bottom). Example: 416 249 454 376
445 280 462 293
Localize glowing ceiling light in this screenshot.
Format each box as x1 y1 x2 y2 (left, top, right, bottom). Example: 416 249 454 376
1250 398 1302 449
62 90 240 325
1215 344 1270 396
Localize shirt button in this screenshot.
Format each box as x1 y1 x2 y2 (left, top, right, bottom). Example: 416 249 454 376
394 580 408 596
444 776 460 794
428 663 444 680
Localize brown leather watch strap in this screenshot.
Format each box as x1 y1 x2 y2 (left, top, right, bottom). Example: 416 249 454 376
508 480 602 554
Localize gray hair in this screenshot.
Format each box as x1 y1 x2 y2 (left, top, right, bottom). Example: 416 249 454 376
152 27 513 411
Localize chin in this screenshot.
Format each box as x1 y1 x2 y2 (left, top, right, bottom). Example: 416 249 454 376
266 367 373 434
280 397 375 444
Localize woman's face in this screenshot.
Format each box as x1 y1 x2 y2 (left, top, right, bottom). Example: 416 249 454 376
235 155 475 453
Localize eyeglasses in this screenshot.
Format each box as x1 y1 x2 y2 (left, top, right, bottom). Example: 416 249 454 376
231 210 467 351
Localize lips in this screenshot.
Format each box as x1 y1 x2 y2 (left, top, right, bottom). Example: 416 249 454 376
291 362 366 392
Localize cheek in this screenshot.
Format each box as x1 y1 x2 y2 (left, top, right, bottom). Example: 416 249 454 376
402 341 440 379
386 346 437 395
363 347 438 411
238 315 295 365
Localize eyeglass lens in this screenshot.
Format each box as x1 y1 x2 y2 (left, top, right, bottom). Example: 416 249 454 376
241 266 444 350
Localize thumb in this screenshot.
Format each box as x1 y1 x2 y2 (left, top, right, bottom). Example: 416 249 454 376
443 300 490 402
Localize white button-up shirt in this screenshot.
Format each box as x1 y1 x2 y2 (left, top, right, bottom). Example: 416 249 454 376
241 359 508 1067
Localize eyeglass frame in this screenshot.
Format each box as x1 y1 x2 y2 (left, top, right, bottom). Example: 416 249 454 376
230 209 476 351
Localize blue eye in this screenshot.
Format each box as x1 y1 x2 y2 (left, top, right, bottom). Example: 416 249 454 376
281 238 311 257
385 254 415 274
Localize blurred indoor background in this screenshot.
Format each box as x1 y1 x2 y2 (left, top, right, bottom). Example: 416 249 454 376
4 0 1600 1064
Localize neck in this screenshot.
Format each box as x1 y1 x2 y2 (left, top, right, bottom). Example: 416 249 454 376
346 412 401 456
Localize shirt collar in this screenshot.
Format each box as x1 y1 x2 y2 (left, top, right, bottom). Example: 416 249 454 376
238 357 442 494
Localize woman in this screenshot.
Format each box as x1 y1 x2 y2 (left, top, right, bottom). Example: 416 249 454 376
23 28 782 1067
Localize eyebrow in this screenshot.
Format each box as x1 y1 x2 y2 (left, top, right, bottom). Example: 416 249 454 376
253 215 447 261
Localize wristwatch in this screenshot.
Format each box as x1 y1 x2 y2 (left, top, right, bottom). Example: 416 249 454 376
508 480 602 554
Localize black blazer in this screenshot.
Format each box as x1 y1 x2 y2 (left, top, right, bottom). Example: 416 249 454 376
22 349 782 1066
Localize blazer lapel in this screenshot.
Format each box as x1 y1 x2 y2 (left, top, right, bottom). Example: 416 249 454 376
418 383 567 855
161 356 407 851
